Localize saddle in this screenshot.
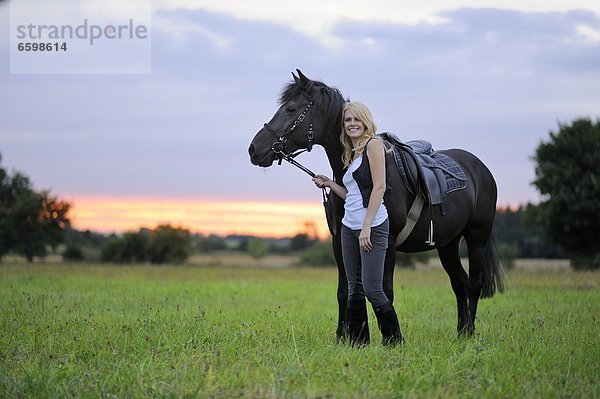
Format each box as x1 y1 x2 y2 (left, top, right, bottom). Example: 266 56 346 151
379 132 467 205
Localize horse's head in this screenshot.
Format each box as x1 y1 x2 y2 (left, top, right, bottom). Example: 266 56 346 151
248 69 345 167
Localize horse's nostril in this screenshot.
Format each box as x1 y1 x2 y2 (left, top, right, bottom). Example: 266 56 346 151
248 144 255 157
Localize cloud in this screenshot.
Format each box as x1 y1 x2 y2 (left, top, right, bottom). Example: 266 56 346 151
152 11 232 49
151 0 600 47
9 0 150 24
1 4 599 207
577 24 600 42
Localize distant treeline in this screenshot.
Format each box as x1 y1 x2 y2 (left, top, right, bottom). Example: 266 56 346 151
0 148 563 266
493 204 564 268
56 202 562 267
64 226 325 264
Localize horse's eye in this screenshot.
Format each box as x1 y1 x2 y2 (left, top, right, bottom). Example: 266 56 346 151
286 105 297 113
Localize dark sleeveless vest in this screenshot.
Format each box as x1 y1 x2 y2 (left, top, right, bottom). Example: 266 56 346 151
351 138 390 208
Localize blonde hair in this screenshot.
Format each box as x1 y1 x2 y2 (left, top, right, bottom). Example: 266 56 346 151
340 102 378 168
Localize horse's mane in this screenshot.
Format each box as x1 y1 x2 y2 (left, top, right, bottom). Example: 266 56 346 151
279 78 346 138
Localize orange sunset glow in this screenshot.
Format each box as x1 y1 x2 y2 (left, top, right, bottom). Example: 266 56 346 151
69 196 330 238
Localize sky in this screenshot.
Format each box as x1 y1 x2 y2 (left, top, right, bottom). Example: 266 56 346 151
1 0 599 237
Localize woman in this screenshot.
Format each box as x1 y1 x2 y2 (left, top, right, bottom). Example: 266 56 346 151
313 102 403 346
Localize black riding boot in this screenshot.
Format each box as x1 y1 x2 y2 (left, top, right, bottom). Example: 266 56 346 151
374 302 404 346
346 299 370 347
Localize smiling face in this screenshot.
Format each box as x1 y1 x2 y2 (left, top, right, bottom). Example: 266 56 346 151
343 109 366 146
339 101 377 167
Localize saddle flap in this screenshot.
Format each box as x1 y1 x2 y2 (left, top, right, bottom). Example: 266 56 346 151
379 132 468 205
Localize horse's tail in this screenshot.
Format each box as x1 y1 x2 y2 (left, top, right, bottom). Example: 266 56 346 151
481 230 505 298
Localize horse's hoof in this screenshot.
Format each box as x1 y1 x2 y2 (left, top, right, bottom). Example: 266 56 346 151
457 325 475 338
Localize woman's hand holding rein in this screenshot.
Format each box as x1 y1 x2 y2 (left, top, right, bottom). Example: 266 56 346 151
312 174 347 200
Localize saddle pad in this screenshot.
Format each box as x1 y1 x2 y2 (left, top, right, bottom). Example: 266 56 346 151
431 153 468 194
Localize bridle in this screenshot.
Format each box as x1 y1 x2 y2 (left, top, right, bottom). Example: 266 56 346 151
263 93 316 175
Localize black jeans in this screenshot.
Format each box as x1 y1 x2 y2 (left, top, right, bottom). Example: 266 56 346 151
341 219 390 309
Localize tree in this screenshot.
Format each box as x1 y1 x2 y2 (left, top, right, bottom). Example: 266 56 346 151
494 205 563 259
290 233 312 251
147 225 191 264
532 118 600 269
100 230 149 263
0 168 32 258
122 230 150 263
0 154 71 261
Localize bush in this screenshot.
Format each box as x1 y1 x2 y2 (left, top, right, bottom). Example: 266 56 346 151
100 232 150 263
247 238 268 260
147 225 191 264
290 234 313 251
299 240 336 267
62 245 84 262
100 235 127 263
395 250 434 268
571 254 600 270
100 225 191 265
498 243 518 270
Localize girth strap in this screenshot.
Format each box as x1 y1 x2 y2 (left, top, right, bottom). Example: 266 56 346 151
396 189 425 247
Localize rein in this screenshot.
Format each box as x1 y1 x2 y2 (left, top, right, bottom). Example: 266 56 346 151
273 147 336 236
272 148 316 178
261 89 338 236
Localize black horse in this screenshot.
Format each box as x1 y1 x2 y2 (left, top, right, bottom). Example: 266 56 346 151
249 70 504 340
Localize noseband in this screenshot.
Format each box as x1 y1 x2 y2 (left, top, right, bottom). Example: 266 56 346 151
263 93 315 165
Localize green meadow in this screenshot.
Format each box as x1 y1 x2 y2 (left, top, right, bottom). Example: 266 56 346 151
0 262 598 398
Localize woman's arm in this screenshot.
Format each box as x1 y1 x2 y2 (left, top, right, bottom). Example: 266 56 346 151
312 174 347 200
359 138 387 251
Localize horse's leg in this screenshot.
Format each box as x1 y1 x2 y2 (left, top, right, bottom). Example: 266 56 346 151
463 227 492 334
437 237 472 336
382 239 397 304
333 232 348 342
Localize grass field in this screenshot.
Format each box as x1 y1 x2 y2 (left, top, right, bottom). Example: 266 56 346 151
0 261 598 398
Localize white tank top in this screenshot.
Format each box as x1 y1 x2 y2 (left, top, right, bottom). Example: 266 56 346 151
341 156 388 230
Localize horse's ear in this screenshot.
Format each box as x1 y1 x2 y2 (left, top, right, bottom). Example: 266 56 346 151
297 69 309 86
292 71 300 84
